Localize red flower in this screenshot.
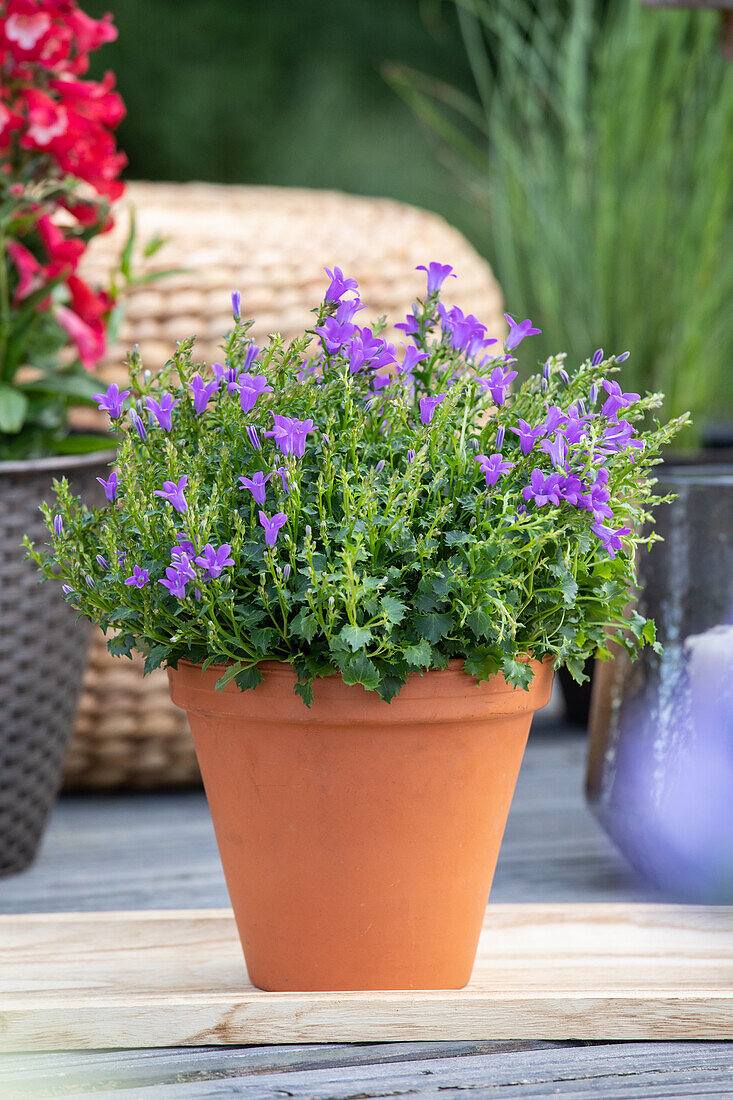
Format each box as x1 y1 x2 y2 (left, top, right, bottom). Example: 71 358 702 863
55 303 105 369
49 71 125 128
66 7 116 55
6 239 46 300
19 87 68 149
66 273 112 325
37 213 84 274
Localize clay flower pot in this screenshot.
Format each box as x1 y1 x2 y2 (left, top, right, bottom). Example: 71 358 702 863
168 657 553 991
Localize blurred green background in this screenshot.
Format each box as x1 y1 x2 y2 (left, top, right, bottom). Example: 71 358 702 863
86 0 733 441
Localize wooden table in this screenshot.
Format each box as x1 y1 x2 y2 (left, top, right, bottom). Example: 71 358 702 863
0 707 731 1098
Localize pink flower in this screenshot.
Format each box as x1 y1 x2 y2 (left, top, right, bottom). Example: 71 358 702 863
6 241 45 301
5 10 51 52
55 304 104 369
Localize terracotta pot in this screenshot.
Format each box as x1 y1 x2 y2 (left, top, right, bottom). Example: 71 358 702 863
168 657 553 991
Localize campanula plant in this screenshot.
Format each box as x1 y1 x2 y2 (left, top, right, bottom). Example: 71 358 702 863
27 264 687 704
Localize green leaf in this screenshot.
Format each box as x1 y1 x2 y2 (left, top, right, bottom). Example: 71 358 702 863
403 637 432 667
234 666 264 692
339 623 373 651
466 606 494 639
501 658 534 691
415 611 453 644
143 644 172 675
19 372 101 404
0 385 29 433
380 595 407 624
559 573 579 606
340 652 380 691
290 608 318 643
120 207 136 280
464 650 501 681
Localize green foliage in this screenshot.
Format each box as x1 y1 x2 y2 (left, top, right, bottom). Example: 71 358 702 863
27 276 685 703
387 0 733 443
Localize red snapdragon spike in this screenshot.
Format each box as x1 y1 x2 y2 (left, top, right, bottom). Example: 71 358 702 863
18 87 69 148
66 273 112 326
36 214 84 275
49 72 126 128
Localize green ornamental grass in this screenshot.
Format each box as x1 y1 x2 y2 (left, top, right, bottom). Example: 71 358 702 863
28 264 685 704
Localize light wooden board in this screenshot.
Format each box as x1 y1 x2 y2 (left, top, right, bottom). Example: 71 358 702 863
0 904 731 1050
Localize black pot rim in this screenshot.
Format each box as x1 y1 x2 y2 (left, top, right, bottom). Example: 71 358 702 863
0 447 117 478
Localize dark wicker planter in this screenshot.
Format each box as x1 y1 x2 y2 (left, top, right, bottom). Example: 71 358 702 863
0 448 114 877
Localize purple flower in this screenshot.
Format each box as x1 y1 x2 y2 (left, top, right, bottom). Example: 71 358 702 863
315 316 356 355
124 566 149 588
194 543 234 580
232 290 241 320
495 425 505 450
407 448 415 464
238 470 273 506
504 313 541 351
616 351 630 363
61 584 74 597
85 575 95 589
258 510 288 548
601 380 641 421
187 374 219 415
395 312 420 340
130 409 147 441
539 431 568 469
96 554 108 569
172 537 197 560
282 563 291 581
558 474 586 506
522 469 563 507
238 373 273 413
543 361 551 381
212 362 241 392
265 414 316 457
400 345 429 375
596 419 643 456
346 327 396 375
154 475 188 514
475 452 514 487
247 424 262 451
324 266 358 302
592 348 604 366
53 514 63 536
508 418 545 455
274 466 290 493
416 262 455 295
440 304 487 358
335 298 364 324
589 383 599 406
92 382 130 419
96 471 118 503
145 393 179 431
592 522 631 559
478 364 518 406
419 394 446 425
542 405 566 435
159 566 188 598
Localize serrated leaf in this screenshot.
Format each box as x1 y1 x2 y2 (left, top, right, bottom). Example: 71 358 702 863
403 637 432 667
464 650 501 681
340 652 380 690
501 658 534 690
560 573 579 606
380 595 406 624
143 644 172 674
339 623 373 651
415 611 453 644
234 666 264 692
466 606 494 639
290 608 318 643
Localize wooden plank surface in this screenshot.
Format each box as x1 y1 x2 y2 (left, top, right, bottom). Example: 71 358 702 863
1 904 730 1050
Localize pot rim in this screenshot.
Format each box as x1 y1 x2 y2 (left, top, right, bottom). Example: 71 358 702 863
0 447 117 477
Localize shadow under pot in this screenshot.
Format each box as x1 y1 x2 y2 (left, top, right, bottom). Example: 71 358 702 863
587 465 733 901
0 449 113 878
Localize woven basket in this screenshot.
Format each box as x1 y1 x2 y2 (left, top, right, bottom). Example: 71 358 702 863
66 181 505 790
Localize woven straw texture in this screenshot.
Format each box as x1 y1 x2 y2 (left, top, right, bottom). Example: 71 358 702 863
0 452 110 873
68 181 505 790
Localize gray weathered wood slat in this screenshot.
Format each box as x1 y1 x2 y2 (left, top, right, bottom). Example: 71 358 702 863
8 1044 732 1099
0 719 729 1096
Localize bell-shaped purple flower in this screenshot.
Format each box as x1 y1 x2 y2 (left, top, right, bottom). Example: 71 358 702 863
194 543 234 580
231 290 241 320
508 418 545 455
539 430 568 469
238 470 273 506
154 475 188 514
522 469 563 507
130 409 147 441
187 374 219 415
601 380 641 421
264 414 315 458
324 266 358 302
92 382 130 419
124 565 149 588
400 345 429 376
96 471 118 503
504 313 541 351
145 393 179 431
159 566 188 598
53 514 63 536
419 394 446 426
258 510 288 548
476 452 514 488
246 424 262 452
478 365 518 406
238 373 273 413
416 262 455 296
592 522 631 559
